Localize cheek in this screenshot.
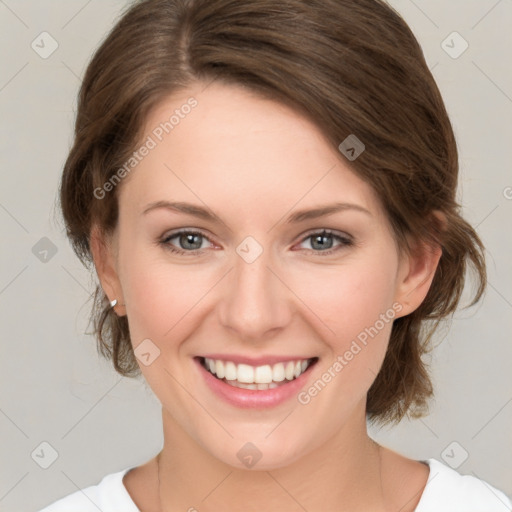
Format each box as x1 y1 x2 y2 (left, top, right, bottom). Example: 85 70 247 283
118 243 216 348
289 253 398 393
291 256 398 341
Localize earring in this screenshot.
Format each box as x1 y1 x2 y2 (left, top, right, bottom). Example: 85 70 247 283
110 299 118 308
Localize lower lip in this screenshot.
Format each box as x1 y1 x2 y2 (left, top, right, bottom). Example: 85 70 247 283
194 357 317 409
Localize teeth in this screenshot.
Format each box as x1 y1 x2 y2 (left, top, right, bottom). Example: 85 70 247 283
272 363 285 382
224 361 237 380
237 364 254 383
285 361 295 380
203 357 313 384
225 380 279 390
255 365 273 384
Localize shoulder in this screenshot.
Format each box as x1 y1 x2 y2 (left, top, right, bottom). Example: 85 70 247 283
415 458 512 512
36 467 139 512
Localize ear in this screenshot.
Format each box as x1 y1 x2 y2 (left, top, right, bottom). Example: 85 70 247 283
90 224 125 315
393 212 445 318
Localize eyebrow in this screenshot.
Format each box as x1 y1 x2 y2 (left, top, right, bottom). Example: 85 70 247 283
285 202 372 223
142 200 372 223
142 200 222 222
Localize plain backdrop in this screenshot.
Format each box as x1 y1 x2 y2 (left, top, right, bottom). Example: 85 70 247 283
0 1 511 510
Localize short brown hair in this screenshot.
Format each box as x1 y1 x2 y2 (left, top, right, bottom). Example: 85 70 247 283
60 0 486 426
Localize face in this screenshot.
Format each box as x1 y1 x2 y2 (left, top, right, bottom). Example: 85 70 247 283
93 81 437 470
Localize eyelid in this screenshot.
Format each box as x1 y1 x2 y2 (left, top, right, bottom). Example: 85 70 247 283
293 228 354 255
160 228 217 249
297 227 353 243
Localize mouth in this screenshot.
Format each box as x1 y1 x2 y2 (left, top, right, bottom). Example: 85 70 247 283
196 356 319 391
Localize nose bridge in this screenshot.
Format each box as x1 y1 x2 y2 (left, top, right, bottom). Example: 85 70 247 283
218 239 290 338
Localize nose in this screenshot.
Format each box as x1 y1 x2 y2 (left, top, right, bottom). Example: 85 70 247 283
217 244 293 341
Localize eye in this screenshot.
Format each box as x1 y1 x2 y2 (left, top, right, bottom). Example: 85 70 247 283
296 229 353 256
158 228 353 257
159 229 214 255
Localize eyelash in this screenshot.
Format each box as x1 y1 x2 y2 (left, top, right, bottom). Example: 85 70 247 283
159 229 354 257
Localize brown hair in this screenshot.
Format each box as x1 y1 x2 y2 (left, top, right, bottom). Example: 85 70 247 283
60 0 486 426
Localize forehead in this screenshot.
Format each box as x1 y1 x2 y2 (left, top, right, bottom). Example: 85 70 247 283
119 81 384 223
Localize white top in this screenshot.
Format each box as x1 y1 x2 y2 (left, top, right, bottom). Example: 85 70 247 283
37 458 512 512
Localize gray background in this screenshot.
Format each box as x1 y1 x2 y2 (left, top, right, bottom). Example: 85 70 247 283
0 1 511 510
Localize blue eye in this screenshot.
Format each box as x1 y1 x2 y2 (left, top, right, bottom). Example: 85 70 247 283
159 229 353 256
297 229 353 256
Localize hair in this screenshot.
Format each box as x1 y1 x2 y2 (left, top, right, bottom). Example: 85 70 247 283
60 0 486 427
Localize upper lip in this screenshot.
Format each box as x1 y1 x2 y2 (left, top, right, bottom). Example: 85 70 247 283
197 354 318 366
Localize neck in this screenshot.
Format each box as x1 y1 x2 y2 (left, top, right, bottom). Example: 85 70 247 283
156 406 386 512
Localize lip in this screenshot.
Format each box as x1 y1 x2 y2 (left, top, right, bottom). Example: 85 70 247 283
194 356 318 409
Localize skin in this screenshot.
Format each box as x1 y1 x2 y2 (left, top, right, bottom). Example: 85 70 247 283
91 81 440 512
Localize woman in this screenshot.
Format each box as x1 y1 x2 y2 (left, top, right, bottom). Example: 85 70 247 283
39 0 511 510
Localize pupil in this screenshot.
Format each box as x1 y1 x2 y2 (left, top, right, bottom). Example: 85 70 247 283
181 233 202 250
312 232 333 250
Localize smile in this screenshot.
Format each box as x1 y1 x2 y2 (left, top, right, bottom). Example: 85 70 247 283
199 356 318 391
